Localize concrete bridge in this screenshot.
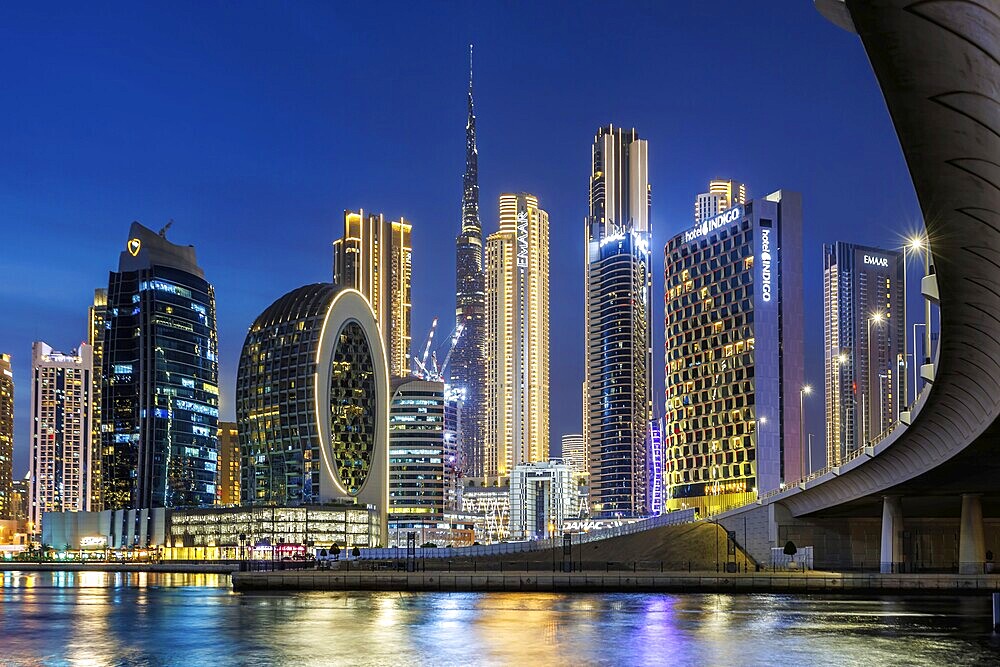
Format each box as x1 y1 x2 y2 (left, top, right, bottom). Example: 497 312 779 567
714 0 1000 574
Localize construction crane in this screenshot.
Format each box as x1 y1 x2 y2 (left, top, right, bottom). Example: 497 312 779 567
411 319 464 382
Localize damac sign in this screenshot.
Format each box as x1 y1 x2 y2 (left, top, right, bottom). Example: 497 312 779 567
683 205 743 243
761 228 773 302
863 254 889 268
516 211 528 268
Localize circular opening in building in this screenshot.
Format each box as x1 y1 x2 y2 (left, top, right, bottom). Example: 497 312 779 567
329 320 377 494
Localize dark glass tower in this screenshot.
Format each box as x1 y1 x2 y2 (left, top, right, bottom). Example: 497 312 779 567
585 126 652 518
449 45 487 478
101 222 219 510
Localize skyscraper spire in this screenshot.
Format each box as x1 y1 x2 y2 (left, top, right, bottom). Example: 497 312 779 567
462 43 479 235
451 44 487 479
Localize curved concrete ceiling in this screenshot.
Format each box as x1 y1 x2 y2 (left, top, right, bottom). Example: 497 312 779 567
782 0 1000 516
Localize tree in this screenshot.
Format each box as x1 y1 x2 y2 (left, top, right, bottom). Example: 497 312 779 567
351 546 361 558
332 544 341 560
420 542 438 549
783 541 797 558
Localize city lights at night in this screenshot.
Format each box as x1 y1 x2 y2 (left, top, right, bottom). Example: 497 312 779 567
2 1 1000 664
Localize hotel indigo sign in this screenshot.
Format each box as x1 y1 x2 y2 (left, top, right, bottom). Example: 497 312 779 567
683 205 743 243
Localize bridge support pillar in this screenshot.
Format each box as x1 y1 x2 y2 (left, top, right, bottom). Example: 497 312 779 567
880 495 903 574
959 494 985 575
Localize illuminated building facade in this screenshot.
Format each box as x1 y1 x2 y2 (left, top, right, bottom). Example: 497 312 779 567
823 242 905 466
560 434 587 478
101 222 219 511
461 483 510 543
0 354 13 520
585 125 652 518
695 179 747 224
41 503 382 558
87 288 107 510
509 460 573 540
217 422 240 505
29 342 94 533
236 284 389 542
645 419 664 516
485 193 550 477
332 209 412 378
450 46 488 479
388 378 461 533
664 191 804 516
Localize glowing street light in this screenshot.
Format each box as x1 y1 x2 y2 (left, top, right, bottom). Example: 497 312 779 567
800 385 812 475
864 312 886 445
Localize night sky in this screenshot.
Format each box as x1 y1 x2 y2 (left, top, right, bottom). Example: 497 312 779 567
0 1 923 475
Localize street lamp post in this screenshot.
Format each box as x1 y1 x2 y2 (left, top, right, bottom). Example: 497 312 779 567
912 322 926 402
799 385 812 476
865 312 885 445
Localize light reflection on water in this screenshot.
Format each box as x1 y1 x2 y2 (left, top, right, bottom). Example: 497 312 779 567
1 571 998 666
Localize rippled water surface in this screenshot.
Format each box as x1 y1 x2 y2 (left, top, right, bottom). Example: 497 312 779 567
1 571 999 665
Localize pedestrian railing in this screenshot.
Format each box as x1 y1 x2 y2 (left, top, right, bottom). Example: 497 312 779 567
357 509 696 560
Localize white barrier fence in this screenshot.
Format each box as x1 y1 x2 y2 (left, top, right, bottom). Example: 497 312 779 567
358 509 697 560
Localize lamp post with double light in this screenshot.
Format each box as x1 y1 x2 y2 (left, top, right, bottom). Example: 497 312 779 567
864 312 885 445
799 385 812 476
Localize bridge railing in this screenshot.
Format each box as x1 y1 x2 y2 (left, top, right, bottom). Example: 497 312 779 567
753 419 904 506
359 509 697 560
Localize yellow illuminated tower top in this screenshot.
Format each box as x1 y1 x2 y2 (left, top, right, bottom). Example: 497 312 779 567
333 209 413 377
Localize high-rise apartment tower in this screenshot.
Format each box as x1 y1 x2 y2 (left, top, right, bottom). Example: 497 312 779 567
585 125 652 518
29 342 94 532
823 242 905 467
0 354 13 520
485 193 550 476
332 210 412 378
695 179 747 224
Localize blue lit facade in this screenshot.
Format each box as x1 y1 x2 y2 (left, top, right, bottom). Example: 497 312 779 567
585 125 652 518
664 193 804 517
645 418 663 517
101 222 219 511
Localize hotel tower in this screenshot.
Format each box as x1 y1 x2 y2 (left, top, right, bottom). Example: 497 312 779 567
664 190 804 517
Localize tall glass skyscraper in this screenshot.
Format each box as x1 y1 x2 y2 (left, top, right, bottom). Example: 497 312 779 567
450 46 487 478
101 222 219 510
485 193 550 476
585 125 652 518
823 242 905 466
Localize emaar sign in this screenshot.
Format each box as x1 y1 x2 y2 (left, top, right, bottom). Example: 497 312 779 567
683 205 743 243
863 254 889 268
516 211 528 268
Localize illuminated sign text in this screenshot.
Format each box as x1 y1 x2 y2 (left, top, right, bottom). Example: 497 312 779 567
683 205 743 243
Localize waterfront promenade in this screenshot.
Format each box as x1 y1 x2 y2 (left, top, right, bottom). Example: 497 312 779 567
233 569 1000 595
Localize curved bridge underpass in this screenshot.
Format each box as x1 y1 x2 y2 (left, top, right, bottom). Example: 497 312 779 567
712 0 1000 573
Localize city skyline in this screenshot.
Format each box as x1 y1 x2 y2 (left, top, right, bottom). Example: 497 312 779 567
0 2 923 476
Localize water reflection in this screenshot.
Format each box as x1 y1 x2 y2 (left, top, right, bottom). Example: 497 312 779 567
1 571 998 666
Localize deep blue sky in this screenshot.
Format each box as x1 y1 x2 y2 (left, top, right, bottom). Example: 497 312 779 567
1 1 922 475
